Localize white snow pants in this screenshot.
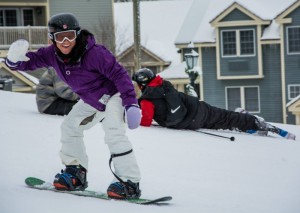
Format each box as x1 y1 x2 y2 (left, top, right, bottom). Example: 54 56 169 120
59 93 141 183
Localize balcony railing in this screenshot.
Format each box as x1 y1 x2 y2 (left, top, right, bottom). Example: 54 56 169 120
0 26 48 50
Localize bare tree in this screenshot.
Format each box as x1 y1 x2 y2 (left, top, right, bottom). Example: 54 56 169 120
92 18 116 54
114 22 131 55
93 18 132 56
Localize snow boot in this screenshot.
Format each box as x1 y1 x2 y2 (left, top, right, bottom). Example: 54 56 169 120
53 165 87 191
235 107 269 135
253 114 270 131
107 180 141 199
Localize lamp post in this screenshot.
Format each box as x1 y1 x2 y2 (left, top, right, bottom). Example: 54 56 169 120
184 48 199 97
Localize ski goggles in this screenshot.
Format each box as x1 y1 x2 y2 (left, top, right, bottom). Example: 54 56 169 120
49 30 79 43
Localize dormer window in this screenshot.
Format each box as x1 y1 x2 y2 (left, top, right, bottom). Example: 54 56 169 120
221 29 255 57
287 26 300 54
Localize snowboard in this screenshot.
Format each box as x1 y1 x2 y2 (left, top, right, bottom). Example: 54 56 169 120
25 177 172 205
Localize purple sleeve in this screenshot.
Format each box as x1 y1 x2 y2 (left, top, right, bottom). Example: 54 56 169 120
96 47 138 106
12 46 53 71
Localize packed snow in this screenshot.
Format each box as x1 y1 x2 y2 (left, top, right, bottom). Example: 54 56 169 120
1 90 300 213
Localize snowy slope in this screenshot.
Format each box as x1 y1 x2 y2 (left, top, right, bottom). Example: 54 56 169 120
1 90 300 213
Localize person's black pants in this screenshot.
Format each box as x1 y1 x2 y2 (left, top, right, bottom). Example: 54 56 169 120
188 101 258 132
44 98 78 116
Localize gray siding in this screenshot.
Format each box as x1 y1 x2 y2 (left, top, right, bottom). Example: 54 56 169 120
202 47 226 108
220 8 253 22
283 7 300 124
261 44 283 123
49 0 115 52
201 44 283 123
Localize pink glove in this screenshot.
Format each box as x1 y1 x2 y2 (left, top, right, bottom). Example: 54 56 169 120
125 104 141 129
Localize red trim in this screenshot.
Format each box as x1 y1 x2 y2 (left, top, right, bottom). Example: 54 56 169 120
140 99 155 127
53 183 68 190
147 75 163 87
107 191 125 199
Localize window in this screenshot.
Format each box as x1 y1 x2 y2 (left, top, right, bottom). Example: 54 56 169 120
287 26 300 54
4 10 17 26
288 85 300 100
0 11 3 26
0 9 17 26
222 31 236 56
22 9 34 26
227 87 240 110
244 87 259 111
240 30 254 55
226 86 259 113
0 8 35 26
221 29 255 57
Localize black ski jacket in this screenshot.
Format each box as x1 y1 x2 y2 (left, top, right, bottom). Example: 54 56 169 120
139 76 259 131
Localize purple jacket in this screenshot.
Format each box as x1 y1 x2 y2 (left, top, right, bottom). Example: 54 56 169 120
13 36 137 111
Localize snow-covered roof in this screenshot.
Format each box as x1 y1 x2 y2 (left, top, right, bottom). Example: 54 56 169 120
158 61 188 79
176 0 297 44
114 0 192 66
159 61 202 79
0 58 37 84
114 0 297 80
261 20 280 40
18 71 39 84
286 94 300 107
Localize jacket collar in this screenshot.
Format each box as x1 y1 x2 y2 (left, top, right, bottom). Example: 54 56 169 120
147 75 163 87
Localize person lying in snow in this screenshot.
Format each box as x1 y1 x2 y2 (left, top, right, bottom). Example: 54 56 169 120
132 68 270 135
36 67 79 116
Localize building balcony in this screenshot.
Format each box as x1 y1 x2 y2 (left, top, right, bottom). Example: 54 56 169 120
0 26 48 50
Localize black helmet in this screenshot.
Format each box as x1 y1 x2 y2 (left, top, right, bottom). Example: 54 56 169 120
132 68 155 87
48 13 80 33
48 13 81 43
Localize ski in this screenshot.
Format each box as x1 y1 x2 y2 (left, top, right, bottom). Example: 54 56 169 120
247 123 296 140
235 108 296 140
152 123 295 141
25 177 172 205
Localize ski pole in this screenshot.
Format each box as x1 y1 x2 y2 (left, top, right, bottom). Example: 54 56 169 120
194 130 235 141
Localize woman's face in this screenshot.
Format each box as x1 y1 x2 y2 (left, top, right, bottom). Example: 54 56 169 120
56 39 76 55
52 30 78 55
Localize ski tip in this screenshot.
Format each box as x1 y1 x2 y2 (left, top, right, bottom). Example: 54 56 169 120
161 196 172 201
287 134 296 140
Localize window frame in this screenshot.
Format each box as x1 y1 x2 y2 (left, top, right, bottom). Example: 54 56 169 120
0 10 3 26
225 85 260 113
288 84 300 100
0 8 18 26
221 29 256 58
286 26 300 55
21 8 35 26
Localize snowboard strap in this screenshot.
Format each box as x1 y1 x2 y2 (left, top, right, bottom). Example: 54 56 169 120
109 149 133 184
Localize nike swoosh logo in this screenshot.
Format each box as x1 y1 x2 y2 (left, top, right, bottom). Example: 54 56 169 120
171 106 181 113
